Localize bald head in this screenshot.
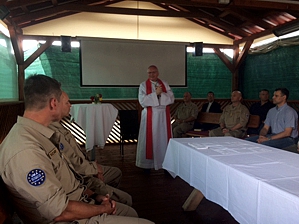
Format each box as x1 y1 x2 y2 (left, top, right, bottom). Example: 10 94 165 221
147 65 159 81
231 91 242 104
148 65 158 70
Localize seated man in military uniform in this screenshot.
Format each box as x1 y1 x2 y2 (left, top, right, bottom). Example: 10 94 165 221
172 92 198 138
209 90 249 138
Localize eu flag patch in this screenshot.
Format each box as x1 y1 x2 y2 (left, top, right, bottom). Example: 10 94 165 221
27 169 46 186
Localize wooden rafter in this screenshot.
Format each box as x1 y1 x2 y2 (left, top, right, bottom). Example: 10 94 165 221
7 25 23 65
213 48 234 73
24 37 55 69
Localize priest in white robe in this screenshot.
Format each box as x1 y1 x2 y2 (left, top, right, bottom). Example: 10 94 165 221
136 65 175 170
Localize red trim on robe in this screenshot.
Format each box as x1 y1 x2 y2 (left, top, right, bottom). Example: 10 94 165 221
145 79 172 159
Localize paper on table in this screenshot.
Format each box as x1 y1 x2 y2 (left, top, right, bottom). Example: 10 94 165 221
188 140 272 154
188 143 209 150
209 145 272 155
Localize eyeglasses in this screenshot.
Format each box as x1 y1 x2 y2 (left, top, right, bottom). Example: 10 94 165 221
148 71 157 74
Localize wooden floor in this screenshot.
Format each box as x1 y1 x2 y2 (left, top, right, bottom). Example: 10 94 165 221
95 143 239 224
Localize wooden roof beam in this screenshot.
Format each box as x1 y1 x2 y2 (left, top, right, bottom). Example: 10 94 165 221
228 7 274 29
213 39 252 73
234 17 299 44
231 0 299 11
5 0 77 8
213 48 234 73
12 4 226 25
24 37 55 69
234 39 253 71
162 3 249 37
7 24 23 65
11 2 250 39
234 28 273 45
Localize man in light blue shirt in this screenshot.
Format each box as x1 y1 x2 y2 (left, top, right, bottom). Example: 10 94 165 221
246 88 298 149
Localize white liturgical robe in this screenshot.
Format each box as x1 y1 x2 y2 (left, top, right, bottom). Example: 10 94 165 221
136 79 174 170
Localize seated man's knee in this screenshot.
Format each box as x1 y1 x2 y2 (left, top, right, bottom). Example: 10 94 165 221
111 188 132 206
172 122 178 129
228 131 243 138
209 130 215 137
103 166 122 188
173 126 182 138
209 127 222 137
115 202 138 217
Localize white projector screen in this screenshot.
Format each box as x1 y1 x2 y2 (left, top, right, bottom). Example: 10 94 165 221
79 37 187 87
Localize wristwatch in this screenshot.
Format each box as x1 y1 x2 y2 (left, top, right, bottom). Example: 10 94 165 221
267 136 272 140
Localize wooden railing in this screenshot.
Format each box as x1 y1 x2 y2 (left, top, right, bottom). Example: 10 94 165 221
2 99 299 145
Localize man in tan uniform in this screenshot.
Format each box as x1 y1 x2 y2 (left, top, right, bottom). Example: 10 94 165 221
0 75 154 224
209 90 249 138
172 92 198 138
49 91 132 206
51 122 122 188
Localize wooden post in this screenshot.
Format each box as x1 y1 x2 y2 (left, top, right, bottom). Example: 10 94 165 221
182 188 204 211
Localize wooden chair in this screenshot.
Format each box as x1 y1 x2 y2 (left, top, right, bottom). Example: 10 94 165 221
246 114 260 129
244 114 260 138
186 112 221 137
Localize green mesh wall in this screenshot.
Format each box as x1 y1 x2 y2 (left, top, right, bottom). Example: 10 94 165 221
240 45 299 100
24 44 46 76
185 52 232 99
0 33 18 100
25 45 232 99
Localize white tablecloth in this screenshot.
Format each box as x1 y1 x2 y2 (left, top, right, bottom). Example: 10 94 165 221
162 137 299 224
70 103 118 150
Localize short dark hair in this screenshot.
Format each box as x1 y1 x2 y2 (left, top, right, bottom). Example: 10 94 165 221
275 87 289 100
24 74 62 110
185 91 192 97
260 89 269 93
207 91 214 96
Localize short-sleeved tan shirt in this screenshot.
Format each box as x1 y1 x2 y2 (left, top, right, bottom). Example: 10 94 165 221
220 103 249 130
174 102 198 125
0 117 85 223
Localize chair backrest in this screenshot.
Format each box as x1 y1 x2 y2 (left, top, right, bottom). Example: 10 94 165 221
0 177 14 224
196 112 222 124
119 110 139 140
247 115 260 128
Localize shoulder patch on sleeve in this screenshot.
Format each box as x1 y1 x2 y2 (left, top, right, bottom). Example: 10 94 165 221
59 143 64 151
27 169 46 186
